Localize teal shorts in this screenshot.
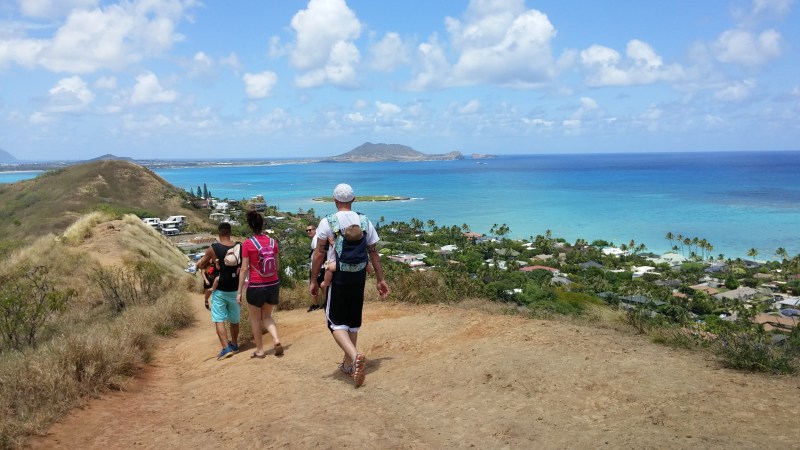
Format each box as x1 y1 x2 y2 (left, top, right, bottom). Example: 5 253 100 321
211 290 240 324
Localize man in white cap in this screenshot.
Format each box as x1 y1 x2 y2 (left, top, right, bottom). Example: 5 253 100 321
310 183 389 388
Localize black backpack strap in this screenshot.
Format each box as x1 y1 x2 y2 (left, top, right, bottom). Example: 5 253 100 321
211 242 223 260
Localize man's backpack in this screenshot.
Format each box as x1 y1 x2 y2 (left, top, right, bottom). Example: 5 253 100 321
211 242 240 291
249 236 277 278
326 212 369 285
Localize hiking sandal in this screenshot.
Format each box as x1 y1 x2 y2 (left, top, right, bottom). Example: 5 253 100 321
352 353 366 388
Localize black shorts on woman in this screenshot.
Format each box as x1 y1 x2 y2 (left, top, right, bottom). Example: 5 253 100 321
247 282 280 307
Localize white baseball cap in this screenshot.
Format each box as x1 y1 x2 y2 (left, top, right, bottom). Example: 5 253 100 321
333 183 355 202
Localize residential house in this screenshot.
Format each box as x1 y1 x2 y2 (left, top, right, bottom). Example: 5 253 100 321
690 284 720 296
209 212 230 222
620 294 665 307
463 232 483 242
714 286 759 301
389 253 426 268
647 252 687 267
495 248 520 258
774 296 800 310
632 266 656 278
754 313 797 332
520 265 560 275
704 261 727 273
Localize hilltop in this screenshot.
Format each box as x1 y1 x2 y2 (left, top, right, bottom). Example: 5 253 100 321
87 153 136 162
28 297 800 449
0 160 206 242
328 142 463 162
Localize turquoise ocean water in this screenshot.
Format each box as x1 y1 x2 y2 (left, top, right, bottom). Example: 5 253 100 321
3 151 799 259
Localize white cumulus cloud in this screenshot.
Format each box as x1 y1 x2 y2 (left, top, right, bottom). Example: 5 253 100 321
368 32 410 72
1 0 196 73
581 40 683 86
289 0 362 88
375 101 401 116
243 71 278 99
447 1 557 86
713 29 782 67
713 79 757 101
45 75 94 113
131 72 177 105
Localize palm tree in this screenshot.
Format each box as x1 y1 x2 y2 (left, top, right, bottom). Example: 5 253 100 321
426 219 437 232
775 247 788 263
665 232 674 250
747 248 759 264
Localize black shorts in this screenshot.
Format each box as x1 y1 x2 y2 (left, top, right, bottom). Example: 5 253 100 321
246 284 280 307
326 282 365 332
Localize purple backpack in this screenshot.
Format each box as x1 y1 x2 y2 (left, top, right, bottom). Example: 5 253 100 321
249 236 277 278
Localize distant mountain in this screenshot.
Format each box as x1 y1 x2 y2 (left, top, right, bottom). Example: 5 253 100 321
0 148 18 163
328 142 463 162
88 154 135 162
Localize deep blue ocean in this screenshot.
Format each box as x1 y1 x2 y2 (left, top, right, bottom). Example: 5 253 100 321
3 151 799 259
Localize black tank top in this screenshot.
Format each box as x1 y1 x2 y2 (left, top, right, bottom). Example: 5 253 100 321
212 242 240 291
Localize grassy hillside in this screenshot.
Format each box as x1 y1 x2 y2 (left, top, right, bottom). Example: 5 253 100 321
0 160 208 245
0 214 197 448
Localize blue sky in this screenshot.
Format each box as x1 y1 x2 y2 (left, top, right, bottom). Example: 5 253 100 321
1 0 798 161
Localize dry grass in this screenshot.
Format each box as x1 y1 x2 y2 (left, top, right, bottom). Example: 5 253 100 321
118 215 190 278
0 290 195 449
0 213 198 449
62 211 114 246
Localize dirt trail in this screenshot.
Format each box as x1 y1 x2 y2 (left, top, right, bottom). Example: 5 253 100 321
28 297 800 449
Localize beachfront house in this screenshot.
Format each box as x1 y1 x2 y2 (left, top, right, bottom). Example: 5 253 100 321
602 247 628 257
647 252 687 268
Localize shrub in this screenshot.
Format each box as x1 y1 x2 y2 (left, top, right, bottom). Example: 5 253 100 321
714 328 798 374
0 265 75 352
625 306 664 334
90 261 171 313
